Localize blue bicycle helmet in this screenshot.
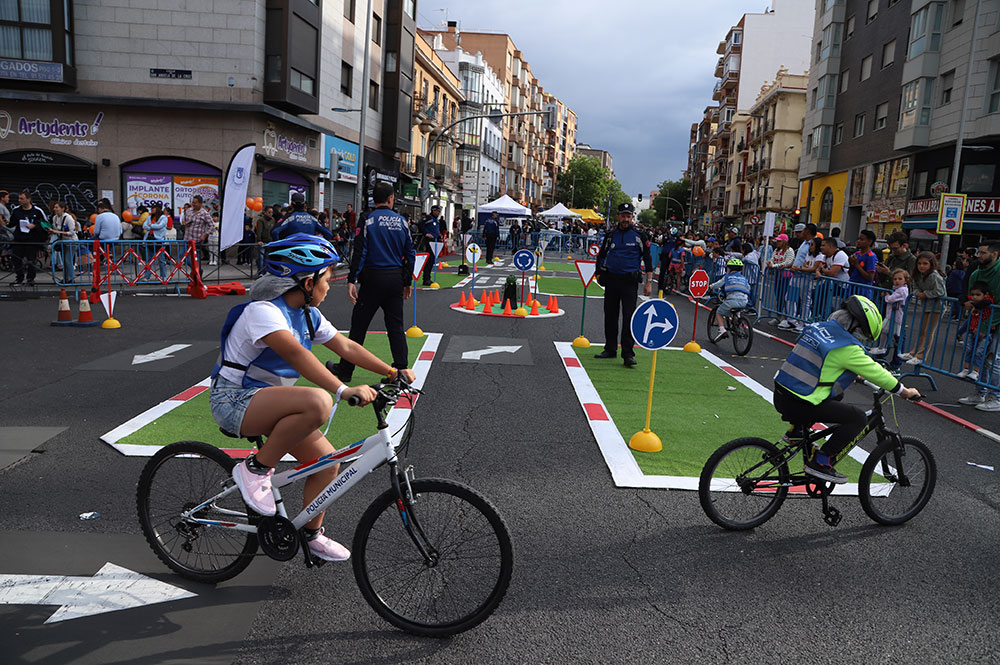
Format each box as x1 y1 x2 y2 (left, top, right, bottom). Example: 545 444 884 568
263 233 340 278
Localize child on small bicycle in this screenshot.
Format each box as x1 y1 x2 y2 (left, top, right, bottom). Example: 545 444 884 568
210 233 416 562
773 295 920 484
709 258 750 342
956 281 995 381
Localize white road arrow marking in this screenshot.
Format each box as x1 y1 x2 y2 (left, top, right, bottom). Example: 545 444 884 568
0 562 196 623
132 344 191 365
461 345 523 361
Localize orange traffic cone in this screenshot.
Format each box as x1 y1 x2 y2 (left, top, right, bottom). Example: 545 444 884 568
529 299 540 316
458 291 467 308
545 295 554 312
483 297 493 313
494 289 500 303
502 300 513 316
52 289 74 326
465 292 477 310
552 296 560 313
480 290 489 305
74 294 98 327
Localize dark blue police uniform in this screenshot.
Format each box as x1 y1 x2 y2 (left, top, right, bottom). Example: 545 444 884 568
335 205 416 380
480 216 500 263
420 214 441 285
596 225 652 362
272 209 333 240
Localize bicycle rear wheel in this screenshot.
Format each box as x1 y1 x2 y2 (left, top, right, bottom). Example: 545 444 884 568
136 441 258 584
706 305 720 342
859 436 936 526
353 478 513 637
699 438 790 530
731 314 754 356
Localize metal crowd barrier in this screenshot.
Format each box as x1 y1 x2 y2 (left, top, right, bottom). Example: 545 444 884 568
50 239 201 293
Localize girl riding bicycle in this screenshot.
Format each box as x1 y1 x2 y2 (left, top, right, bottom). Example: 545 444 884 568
210 233 415 562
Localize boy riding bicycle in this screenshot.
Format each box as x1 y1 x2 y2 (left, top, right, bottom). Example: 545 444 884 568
210 233 416 562
709 258 750 342
773 295 920 484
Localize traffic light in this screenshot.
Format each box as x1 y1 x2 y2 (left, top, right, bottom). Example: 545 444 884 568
792 208 801 224
637 193 643 202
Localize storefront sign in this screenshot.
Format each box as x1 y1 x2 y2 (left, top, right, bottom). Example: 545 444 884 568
0 58 64 83
907 197 1000 217
322 135 359 184
937 193 967 235
174 177 220 216
261 127 309 163
125 174 172 212
0 109 103 147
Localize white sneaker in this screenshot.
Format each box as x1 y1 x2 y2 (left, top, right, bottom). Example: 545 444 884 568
712 329 729 343
307 527 351 561
967 370 980 381
959 393 986 405
777 320 794 330
869 347 886 355
905 356 922 365
975 395 1000 412
897 352 912 361
956 369 971 378
793 322 805 333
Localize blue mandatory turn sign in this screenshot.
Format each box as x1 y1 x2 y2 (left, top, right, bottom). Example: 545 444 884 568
630 299 678 351
512 249 535 272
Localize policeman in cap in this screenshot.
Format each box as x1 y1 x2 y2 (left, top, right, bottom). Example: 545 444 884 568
594 201 653 367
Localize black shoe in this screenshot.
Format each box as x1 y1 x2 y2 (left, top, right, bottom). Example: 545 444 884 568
804 458 848 484
623 356 637 367
329 364 352 382
594 351 616 359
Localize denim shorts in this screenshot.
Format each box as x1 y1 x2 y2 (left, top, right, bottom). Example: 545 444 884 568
717 295 748 317
209 375 262 436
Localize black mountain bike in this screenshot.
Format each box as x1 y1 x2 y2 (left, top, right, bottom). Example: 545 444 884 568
698 382 935 529
705 293 754 356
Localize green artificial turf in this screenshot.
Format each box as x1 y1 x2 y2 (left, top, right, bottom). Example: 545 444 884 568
572 347 868 481
117 336 427 451
535 261 579 273
415 271 464 289
537 276 604 297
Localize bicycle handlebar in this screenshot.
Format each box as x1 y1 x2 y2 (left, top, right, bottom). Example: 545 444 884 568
324 361 417 407
859 377 922 402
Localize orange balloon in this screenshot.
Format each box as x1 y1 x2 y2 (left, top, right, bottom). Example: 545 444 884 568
254 196 263 204
89 213 97 223
816 232 824 239
122 210 133 222
245 197 255 208
254 200 264 211
692 245 705 257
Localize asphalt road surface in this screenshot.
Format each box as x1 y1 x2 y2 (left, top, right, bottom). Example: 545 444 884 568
1 274 998 664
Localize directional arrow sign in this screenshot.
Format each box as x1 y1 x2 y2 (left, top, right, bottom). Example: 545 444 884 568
0 562 196 623
412 252 430 280
461 345 522 361
630 299 678 350
575 260 597 287
132 343 192 365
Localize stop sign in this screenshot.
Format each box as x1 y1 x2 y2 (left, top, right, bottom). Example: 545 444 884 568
689 269 710 299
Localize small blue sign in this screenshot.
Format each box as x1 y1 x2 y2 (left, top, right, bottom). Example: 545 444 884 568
630 299 678 351
513 249 535 272
0 58 64 82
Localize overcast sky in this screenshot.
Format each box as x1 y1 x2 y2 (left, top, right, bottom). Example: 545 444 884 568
416 0 777 198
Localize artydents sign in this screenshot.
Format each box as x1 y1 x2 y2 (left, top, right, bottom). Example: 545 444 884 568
261 126 308 162
1 110 104 147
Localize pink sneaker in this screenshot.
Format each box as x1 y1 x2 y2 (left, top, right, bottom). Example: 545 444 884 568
232 462 276 516
308 528 351 561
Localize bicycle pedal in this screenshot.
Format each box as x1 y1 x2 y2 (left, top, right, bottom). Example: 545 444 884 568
823 507 842 527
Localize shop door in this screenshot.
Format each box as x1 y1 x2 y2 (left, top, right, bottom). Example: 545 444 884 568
0 151 98 217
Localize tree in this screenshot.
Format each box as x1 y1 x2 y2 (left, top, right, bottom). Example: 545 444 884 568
637 208 659 226
651 178 690 223
555 155 610 210
604 178 632 217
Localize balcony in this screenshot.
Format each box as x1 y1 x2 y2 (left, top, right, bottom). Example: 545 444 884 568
712 81 723 101
413 94 430 124
736 140 746 153
715 58 724 78
721 69 739 89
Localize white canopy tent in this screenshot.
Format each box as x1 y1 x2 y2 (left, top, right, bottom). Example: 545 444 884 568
539 203 581 219
477 194 532 216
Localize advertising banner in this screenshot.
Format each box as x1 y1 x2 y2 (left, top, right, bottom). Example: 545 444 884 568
323 134 359 184
124 174 172 214
220 144 256 251
174 176 220 216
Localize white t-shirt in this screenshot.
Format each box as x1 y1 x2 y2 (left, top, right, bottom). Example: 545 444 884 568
219 300 336 385
825 250 849 281
802 252 824 271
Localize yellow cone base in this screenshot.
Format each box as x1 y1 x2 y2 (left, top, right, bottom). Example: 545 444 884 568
101 318 122 329
683 341 702 353
629 429 662 452
539 265 546 271
428 282 440 289
513 307 528 316
405 326 424 337
572 336 591 348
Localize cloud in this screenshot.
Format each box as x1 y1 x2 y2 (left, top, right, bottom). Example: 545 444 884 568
418 0 771 197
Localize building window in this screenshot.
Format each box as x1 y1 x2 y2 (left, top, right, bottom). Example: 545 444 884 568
874 102 889 130
344 0 355 22
369 80 378 110
900 78 934 127
821 22 842 60
882 40 895 68
940 70 954 104
818 74 838 109
811 86 818 110
840 69 849 93
385 51 397 73
951 0 965 26
290 68 314 95
403 0 415 19
860 55 873 81
961 164 996 193
341 60 352 97
815 40 823 63
732 31 742 45
0 0 73 65
819 188 834 226
989 60 1000 113
834 123 844 145
805 132 814 155
909 3 944 59
915 170 928 196
372 13 381 45
867 0 878 24
854 113 866 137
846 15 856 39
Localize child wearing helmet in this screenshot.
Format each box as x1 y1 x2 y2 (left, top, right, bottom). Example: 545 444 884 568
773 295 920 483
708 258 751 342
209 233 416 562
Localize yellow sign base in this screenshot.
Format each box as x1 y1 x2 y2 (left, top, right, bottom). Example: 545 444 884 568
513 307 528 316
405 326 424 337
101 318 122 329
629 429 662 452
683 341 702 353
572 336 590 348
428 282 440 289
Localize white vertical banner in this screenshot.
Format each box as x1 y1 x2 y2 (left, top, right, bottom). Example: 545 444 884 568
220 143 256 251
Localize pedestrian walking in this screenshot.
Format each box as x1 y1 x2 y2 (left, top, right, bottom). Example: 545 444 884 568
481 212 500 263
181 195 213 263
419 205 441 286
332 182 416 382
593 202 653 367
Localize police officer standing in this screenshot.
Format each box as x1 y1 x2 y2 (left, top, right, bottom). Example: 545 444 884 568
480 211 500 263
594 202 653 367
273 192 333 240
419 204 441 286
333 182 415 382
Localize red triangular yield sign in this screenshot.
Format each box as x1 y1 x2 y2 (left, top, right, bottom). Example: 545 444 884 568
412 252 430 280
575 260 597 287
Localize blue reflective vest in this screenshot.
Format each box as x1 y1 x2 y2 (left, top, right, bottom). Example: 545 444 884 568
212 296 321 388
722 272 751 296
273 210 333 240
774 321 860 400
601 228 646 274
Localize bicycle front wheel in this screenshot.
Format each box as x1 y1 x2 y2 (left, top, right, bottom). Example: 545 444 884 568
699 438 789 530
859 436 936 526
706 305 720 343
732 314 754 356
353 478 513 637
136 441 258 584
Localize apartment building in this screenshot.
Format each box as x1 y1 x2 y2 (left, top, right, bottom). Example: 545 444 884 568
541 92 577 208
576 143 614 177
0 0 417 218
689 106 717 226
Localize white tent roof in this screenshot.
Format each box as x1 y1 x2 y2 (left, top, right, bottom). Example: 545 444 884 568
539 203 581 219
478 194 531 216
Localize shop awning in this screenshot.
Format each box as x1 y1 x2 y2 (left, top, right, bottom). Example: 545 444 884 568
570 208 604 222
